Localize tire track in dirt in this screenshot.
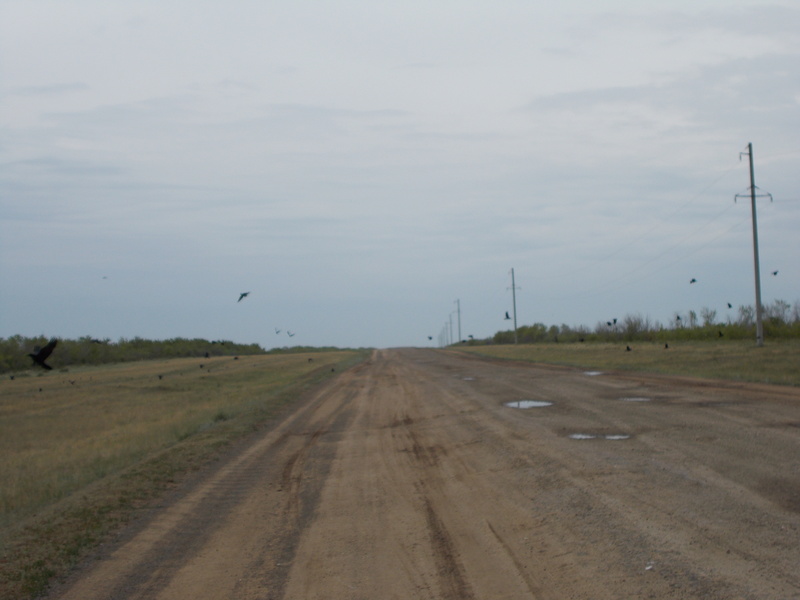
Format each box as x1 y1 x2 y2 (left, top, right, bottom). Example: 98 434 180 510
46 361 370 600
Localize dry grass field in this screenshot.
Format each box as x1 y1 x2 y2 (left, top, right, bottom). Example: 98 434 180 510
455 340 800 386
0 350 365 598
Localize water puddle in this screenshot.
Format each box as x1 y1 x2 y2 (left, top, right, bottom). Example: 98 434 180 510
583 371 603 376
568 433 631 440
620 397 651 402
505 400 553 409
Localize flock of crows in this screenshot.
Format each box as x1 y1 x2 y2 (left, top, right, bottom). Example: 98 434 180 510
238 292 295 338
25 273 783 370
23 291 297 372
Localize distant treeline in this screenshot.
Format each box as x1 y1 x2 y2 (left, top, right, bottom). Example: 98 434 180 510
486 299 800 345
1 336 265 374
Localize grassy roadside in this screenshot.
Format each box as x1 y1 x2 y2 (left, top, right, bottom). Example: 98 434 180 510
453 340 800 386
0 350 368 600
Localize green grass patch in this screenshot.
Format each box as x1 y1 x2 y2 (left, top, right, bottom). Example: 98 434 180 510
455 340 800 386
0 350 368 600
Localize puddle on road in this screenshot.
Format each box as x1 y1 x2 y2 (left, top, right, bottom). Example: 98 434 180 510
583 371 603 376
620 397 651 402
505 400 553 409
568 433 631 440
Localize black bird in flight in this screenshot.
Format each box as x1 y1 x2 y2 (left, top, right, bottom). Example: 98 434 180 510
690 278 697 284
428 336 433 340
772 270 779 276
287 331 295 337
29 338 57 370
275 328 281 334
238 292 250 302
504 311 511 320
727 303 733 309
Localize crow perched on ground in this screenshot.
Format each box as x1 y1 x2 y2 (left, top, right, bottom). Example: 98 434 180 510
238 292 250 302
29 338 57 370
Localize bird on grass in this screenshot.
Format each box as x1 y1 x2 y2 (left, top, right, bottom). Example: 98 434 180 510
238 292 250 302
29 339 57 370
626 346 632 352
664 343 669 349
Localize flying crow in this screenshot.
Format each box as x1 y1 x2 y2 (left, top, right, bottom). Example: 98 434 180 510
275 328 281 334
238 292 250 302
727 303 733 309
690 278 697 284
287 331 295 337
504 311 511 320
772 270 779 276
29 338 57 370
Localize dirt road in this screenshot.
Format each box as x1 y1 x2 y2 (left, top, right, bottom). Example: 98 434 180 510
47 348 800 599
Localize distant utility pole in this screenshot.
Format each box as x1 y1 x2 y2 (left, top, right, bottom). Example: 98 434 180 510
448 314 453 346
509 268 519 344
736 142 772 348
455 299 462 343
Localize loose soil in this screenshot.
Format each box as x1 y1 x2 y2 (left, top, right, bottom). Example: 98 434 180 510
44 348 800 599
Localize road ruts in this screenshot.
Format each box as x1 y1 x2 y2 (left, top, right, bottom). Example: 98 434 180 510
47 348 800 599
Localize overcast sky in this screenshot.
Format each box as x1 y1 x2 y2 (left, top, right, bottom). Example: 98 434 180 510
2 1 798 349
